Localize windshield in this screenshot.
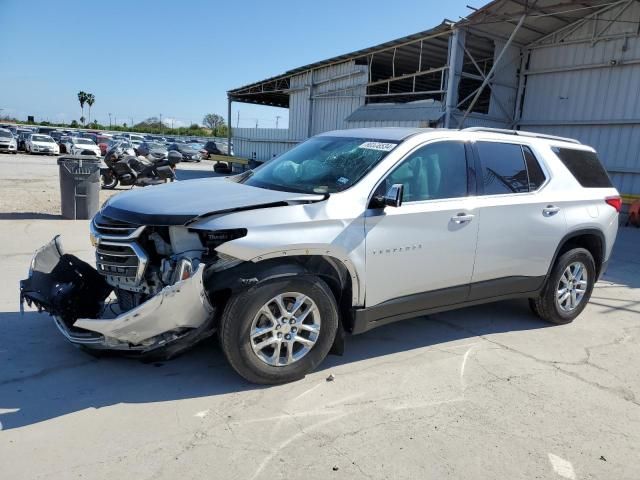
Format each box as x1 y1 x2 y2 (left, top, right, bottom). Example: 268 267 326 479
243 136 399 194
0 130 12 138
75 138 95 145
32 135 53 142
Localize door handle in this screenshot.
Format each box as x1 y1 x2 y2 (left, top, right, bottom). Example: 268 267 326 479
451 213 474 224
543 205 561 217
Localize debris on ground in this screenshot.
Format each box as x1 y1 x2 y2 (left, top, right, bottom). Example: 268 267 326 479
326 373 335 382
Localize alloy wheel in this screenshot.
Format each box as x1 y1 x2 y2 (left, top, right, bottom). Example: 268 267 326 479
250 292 321 367
556 261 588 312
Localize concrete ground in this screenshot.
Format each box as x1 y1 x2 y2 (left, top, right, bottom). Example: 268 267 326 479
0 152 639 479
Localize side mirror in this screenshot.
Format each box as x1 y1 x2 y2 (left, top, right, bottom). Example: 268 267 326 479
384 183 404 208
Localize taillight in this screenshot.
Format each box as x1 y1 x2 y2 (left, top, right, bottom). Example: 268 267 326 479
605 196 622 212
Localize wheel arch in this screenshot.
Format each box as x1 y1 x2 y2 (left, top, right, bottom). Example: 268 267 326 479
548 229 606 281
203 255 356 353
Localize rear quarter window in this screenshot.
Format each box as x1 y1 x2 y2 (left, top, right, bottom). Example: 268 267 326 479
552 147 613 188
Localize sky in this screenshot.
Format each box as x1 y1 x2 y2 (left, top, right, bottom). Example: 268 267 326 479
0 0 472 129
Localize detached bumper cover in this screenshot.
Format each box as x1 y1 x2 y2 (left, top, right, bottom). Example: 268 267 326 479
20 236 214 354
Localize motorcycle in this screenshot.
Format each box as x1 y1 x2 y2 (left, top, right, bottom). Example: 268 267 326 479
100 142 182 189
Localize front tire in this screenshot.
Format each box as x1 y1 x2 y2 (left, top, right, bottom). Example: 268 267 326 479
529 248 596 325
219 276 338 384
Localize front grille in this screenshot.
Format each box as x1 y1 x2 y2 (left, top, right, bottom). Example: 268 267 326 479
93 213 141 238
96 242 146 284
96 244 139 279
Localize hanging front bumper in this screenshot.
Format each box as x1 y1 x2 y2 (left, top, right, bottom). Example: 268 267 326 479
20 236 215 355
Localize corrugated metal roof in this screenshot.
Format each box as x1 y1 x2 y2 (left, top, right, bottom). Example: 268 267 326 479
345 102 444 122
228 22 453 107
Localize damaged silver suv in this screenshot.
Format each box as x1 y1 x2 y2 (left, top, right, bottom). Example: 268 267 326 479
21 127 621 384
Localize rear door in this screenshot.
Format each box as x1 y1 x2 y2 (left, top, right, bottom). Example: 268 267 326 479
469 141 567 299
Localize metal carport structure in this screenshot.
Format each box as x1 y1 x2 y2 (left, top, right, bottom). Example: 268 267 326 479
227 0 640 197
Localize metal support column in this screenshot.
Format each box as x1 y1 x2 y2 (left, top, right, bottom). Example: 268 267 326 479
444 28 465 128
512 49 529 128
227 96 232 155
307 70 314 138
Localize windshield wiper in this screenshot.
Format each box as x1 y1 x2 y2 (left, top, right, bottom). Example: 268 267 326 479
227 169 254 183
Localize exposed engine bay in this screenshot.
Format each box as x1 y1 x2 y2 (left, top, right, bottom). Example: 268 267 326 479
18 212 245 357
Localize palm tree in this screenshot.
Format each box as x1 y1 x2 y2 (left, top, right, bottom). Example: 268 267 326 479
77 91 88 125
86 94 95 124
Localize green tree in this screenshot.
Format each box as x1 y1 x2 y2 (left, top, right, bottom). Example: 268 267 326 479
77 91 88 124
80 116 85 125
203 113 225 130
70 120 79 127
86 93 95 124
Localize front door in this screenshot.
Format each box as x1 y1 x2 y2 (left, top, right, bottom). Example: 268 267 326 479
364 140 479 308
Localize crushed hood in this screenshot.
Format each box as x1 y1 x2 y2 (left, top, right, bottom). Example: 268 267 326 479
101 177 324 225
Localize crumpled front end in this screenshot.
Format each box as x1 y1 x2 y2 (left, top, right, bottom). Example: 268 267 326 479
20 236 215 356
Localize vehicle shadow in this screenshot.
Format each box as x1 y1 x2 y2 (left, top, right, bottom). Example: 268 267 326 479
0 213 62 220
0 299 547 430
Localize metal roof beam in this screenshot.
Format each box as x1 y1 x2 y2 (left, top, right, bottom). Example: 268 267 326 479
459 12 527 128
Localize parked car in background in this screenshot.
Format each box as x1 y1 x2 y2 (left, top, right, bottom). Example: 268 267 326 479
0 128 17 153
97 135 112 156
57 135 71 153
26 134 59 155
121 133 145 143
63 137 101 156
131 139 143 152
17 132 31 151
36 126 57 135
167 142 201 162
49 131 64 143
135 141 168 157
202 140 233 158
79 132 99 144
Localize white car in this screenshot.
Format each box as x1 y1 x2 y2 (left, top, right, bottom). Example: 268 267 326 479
22 127 620 384
63 137 101 156
25 134 59 155
0 128 17 153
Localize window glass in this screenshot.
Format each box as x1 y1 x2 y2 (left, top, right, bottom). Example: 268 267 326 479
523 146 546 190
552 147 613 188
244 136 399 194
377 141 468 202
477 142 529 195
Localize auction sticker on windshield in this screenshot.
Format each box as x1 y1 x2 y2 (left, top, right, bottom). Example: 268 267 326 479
359 142 396 152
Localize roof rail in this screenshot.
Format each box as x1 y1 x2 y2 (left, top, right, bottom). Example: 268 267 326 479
462 127 581 145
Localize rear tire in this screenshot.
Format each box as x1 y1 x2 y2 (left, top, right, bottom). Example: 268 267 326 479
529 248 596 325
101 172 118 189
219 276 338 384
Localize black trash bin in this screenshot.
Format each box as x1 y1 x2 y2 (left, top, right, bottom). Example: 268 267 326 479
57 156 102 220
